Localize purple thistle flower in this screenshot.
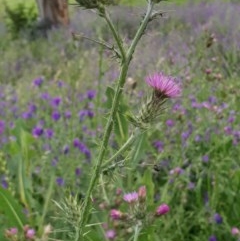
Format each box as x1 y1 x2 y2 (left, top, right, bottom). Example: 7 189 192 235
146 72 181 98
123 192 138 203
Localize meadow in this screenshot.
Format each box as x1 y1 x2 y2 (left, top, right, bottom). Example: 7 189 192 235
0 0 240 241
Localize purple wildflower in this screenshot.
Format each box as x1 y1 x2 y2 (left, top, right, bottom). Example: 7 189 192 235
78 109 94 121
110 209 123 220
45 129 54 139
1 178 8 189
166 119 175 127
33 77 43 87
28 104 37 113
209 235 217 241
41 92 50 100
87 109 94 118
22 111 32 119
73 138 81 148
56 177 64 186
73 138 91 159
146 72 181 98
213 213 223 224
86 90 96 100
153 140 164 152
25 228 35 239
123 192 138 203
51 97 62 108
64 110 72 119
51 111 61 121
0 120 5 134
32 126 44 138
75 167 81 176
202 155 209 163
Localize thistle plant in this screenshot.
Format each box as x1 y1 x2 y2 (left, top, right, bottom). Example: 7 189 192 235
72 0 180 239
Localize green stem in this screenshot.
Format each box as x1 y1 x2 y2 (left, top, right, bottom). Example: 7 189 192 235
103 9 126 60
77 2 154 239
133 224 141 241
102 128 141 169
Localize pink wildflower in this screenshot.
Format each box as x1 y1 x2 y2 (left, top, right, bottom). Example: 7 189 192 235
105 229 116 240
110 209 123 220
156 203 170 216
138 186 146 202
231 227 240 236
5 227 18 237
123 192 138 203
146 72 181 98
25 228 35 239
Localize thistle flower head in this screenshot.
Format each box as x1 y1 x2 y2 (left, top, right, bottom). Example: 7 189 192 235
132 72 181 129
123 192 138 203
146 72 181 99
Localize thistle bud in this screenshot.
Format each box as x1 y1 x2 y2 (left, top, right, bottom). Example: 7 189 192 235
138 186 146 202
155 203 170 216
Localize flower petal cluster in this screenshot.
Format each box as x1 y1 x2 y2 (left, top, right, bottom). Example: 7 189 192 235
123 192 138 203
146 72 181 98
134 72 181 128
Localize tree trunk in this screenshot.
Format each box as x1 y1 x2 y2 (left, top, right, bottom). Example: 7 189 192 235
36 0 69 29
